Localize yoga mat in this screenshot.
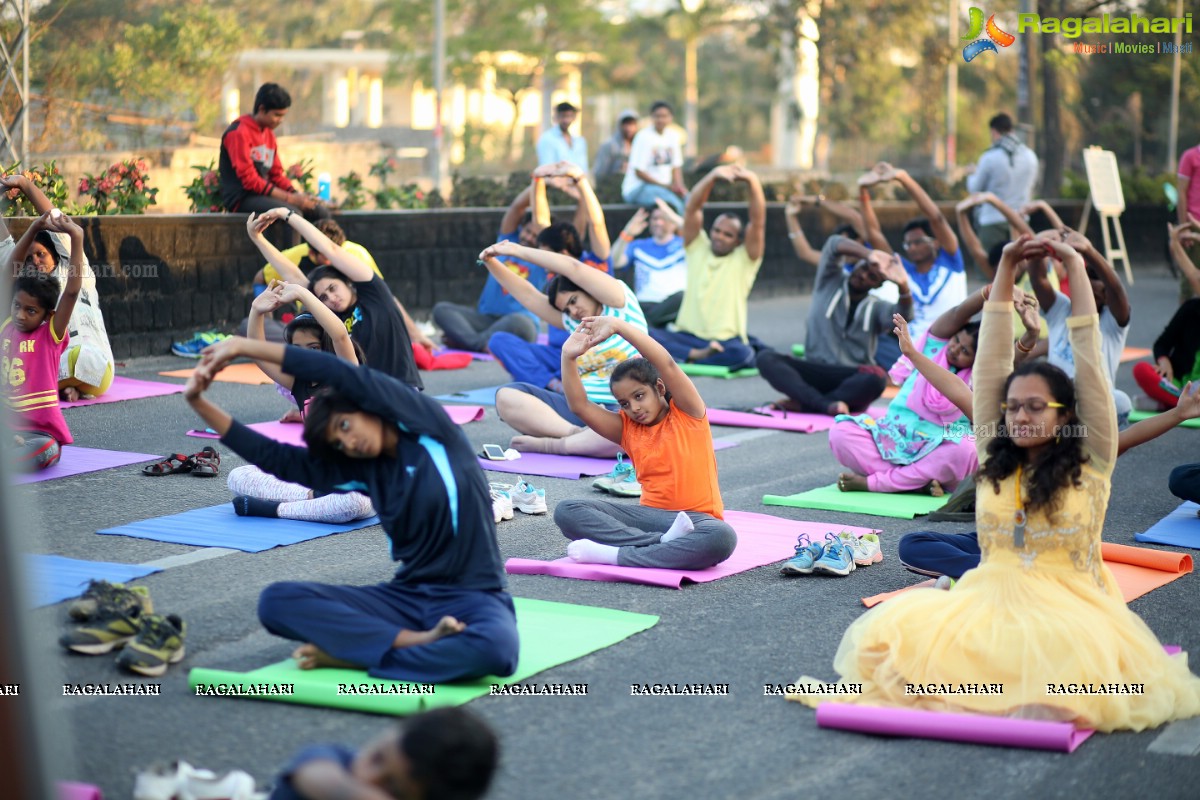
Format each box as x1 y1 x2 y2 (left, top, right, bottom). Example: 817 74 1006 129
1120 346 1152 363
57 783 103 800
862 543 1193 607
25 554 161 608
444 405 486 424
678 363 759 379
436 347 495 362
790 343 806 358
60 376 184 408
708 407 837 433
505 511 878 589
1127 409 1200 429
187 597 658 715
882 385 899 399
814 704 1094 753
97 504 380 553
12 447 160 485
1134 502 1200 548
159 362 275 385
434 385 503 406
480 439 738 481
764 483 947 519
187 407 485 444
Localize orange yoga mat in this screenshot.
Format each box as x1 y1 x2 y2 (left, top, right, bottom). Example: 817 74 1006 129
159 362 275 385
862 543 1192 608
1120 346 1152 363
882 385 899 399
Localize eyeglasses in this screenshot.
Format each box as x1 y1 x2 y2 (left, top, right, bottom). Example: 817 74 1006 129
902 237 934 251
1001 399 1066 414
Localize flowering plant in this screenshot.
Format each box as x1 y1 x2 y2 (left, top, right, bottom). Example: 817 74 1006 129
369 156 426 209
79 158 158 215
182 160 222 212
286 159 315 194
337 171 366 210
1 161 85 216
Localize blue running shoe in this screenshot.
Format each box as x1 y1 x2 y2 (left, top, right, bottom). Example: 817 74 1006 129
813 533 856 577
171 331 229 359
781 534 825 576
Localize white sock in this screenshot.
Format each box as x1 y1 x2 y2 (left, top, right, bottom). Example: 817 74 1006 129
660 512 694 543
567 540 620 565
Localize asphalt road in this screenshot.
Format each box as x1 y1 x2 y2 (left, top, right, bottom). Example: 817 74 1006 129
12 264 1200 800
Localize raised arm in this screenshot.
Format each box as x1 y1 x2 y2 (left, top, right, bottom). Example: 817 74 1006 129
784 198 822 265
611 208 649 271
281 212 375 283
955 195 991 277
560 327 624 444
47 215 83 337
485 240 626 308
856 176 893 253
532 176 551 229
1168 223 1200 298
818 196 867 240
1020 199 1065 231
0 175 53 217
246 212 307 284
973 236 1027 462
1066 229 1130 327
1024 236 1059 312
1117 381 1199 456
732 166 767 262
894 313 974 422
928 284 988 339
499 184 533 237
890 166 957 255
544 162 611 260
477 246 559 326
583 314 705 419
245 287 292 388
274 281 359 365
683 166 733 246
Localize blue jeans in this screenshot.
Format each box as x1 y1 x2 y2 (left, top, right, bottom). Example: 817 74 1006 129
622 183 685 213
488 331 562 389
648 328 755 369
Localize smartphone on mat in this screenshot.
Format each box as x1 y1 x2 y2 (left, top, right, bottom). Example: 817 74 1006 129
481 444 507 460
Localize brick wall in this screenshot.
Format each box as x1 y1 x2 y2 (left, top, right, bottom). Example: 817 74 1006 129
3 201 1169 358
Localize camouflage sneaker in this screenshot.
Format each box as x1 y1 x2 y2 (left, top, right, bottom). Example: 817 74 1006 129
67 580 153 622
116 614 186 677
59 606 144 655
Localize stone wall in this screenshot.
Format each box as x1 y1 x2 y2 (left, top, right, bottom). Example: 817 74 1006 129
3 200 1170 359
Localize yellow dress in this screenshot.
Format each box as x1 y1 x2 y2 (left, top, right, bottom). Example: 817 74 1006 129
791 302 1200 732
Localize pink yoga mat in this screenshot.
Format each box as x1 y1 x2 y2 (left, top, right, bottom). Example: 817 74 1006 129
708 408 837 433
815 704 1094 753
481 439 738 480
60 376 184 408
187 405 486 444
57 782 103 800
13 447 160 485
505 510 877 588
436 347 495 362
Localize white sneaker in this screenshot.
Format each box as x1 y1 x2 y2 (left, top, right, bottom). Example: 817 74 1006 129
181 769 263 800
838 531 883 566
510 477 547 514
489 484 514 523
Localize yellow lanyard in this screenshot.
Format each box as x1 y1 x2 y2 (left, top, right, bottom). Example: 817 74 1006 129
1013 464 1027 548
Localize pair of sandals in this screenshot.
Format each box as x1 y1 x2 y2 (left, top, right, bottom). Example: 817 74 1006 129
142 446 220 477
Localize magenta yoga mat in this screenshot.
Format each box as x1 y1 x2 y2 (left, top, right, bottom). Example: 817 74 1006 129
505 511 878 588
708 407 837 433
187 405 486 445
815 704 1095 753
60 376 184 408
13 447 161 485
436 347 495 362
480 439 739 480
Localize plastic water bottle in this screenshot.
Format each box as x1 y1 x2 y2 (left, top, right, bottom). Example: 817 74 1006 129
317 172 331 202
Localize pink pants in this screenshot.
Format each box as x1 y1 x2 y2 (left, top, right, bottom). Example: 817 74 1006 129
828 420 978 493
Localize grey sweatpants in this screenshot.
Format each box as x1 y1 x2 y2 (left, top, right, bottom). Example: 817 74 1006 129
554 498 737 570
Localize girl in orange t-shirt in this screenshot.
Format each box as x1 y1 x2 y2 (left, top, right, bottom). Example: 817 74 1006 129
553 315 736 568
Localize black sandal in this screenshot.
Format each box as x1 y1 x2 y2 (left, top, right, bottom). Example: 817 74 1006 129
142 453 195 476
191 446 220 477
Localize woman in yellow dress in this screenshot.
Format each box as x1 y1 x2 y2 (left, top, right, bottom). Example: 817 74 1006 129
789 234 1200 732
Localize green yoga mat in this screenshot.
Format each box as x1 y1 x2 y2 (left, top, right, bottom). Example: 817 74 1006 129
1128 409 1200 429
679 363 759 379
791 343 806 358
763 483 947 519
188 598 657 715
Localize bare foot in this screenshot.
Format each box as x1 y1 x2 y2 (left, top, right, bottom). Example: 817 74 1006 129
279 408 304 424
392 616 467 649
60 386 81 402
827 401 850 416
14 434 25 447
687 340 725 362
769 397 804 413
837 472 869 492
293 643 358 670
926 480 945 498
432 616 466 639
510 435 567 455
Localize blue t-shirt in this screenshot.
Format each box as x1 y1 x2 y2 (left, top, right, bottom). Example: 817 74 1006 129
269 744 355 800
899 247 967 340
624 236 687 303
477 232 547 318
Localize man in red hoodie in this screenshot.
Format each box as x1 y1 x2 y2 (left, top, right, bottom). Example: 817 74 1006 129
219 83 329 220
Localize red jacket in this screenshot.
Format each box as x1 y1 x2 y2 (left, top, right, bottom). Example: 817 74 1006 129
219 114 294 211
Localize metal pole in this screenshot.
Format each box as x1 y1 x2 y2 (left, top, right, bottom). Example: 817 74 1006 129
433 0 446 194
1165 0 1182 172
1017 0 1031 126
20 0 29 164
946 0 958 175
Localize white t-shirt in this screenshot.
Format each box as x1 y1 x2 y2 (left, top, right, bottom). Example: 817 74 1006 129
1044 290 1128 381
622 127 684 197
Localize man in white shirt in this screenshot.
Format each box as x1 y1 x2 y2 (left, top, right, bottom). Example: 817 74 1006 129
621 101 687 213
966 112 1039 256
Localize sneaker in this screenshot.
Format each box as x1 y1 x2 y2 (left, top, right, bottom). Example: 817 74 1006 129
510 477 547 515
171 331 229 359
60 606 144 654
606 467 643 498
116 613 186 676
592 453 634 493
67 579 153 621
934 575 957 590
839 531 883 566
813 534 857 577
490 483 514 523
780 534 825 576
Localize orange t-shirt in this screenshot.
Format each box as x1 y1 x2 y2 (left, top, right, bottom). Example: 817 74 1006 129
619 399 724 519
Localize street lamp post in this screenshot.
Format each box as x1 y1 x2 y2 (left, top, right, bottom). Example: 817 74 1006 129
681 0 702 159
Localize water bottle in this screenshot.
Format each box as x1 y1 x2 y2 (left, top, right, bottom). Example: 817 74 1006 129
317 172 331 202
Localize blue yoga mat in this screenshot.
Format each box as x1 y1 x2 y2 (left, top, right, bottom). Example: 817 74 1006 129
1134 502 1200 549
25 554 161 608
433 385 502 406
97 504 381 553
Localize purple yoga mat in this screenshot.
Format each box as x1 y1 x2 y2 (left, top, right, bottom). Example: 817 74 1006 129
60 376 184 408
708 408 837 433
505 510 877 588
13 447 160 485
57 782 103 800
815 704 1094 753
187 405 487 445
480 439 738 480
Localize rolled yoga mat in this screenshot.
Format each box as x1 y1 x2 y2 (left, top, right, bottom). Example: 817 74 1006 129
1127 409 1200 429
60 376 184 408
1134 502 1200 548
678 363 759 379
764 483 947 519
814 703 1094 753
187 597 658 715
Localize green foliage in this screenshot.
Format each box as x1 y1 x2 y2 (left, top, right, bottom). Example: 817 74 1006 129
286 159 317 195
182 161 222 213
1062 167 1177 204
337 172 367 211
370 156 428 209
79 159 159 215
0 161 86 217
448 172 529 208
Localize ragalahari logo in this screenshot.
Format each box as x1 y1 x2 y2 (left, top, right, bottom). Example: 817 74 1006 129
962 8 1016 62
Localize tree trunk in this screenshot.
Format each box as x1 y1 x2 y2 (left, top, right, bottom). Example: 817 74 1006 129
1039 0 1065 196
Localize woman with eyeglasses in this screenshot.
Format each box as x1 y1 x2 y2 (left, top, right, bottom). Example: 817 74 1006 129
788 234 1200 731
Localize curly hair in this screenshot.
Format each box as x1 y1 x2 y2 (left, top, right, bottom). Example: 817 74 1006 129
978 360 1087 514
